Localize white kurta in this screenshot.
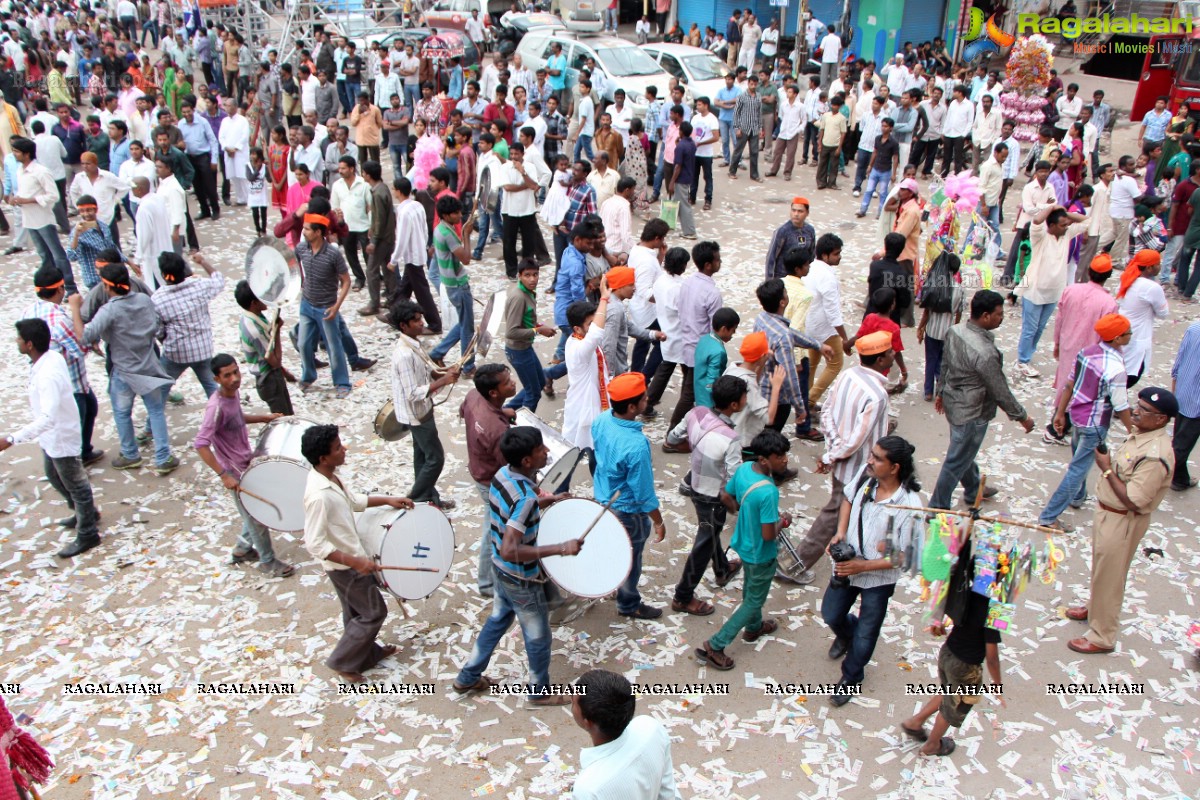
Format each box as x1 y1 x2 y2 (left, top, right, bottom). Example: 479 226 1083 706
219 113 251 202
562 322 609 450
1117 276 1170 377
134 193 174 291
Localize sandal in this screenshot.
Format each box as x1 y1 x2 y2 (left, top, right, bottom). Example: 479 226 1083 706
743 618 778 643
695 640 735 671
715 559 742 588
900 723 929 742
670 597 715 616
921 737 957 757
452 676 494 694
528 694 572 707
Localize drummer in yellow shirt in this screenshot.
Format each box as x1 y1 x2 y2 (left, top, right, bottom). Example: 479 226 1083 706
300 423 415 684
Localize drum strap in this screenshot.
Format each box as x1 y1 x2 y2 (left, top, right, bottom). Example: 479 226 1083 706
738 479 773 507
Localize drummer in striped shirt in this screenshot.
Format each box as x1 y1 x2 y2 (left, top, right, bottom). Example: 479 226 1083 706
453 426 576 705
193 353 294 578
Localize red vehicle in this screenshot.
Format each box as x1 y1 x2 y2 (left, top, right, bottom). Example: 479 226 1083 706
1132 28 1200 120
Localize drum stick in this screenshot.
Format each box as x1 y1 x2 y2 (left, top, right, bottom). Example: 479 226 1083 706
237 486 282 518
578 490 621 543
375 565 441 572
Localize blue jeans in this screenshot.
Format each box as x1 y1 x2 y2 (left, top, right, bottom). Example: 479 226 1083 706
1039 425 1106 524
431 284 475 369
346 81 361 108
821 581 897 685
505 346 546 411
1176 248 1200 298
159 354 218 399
852 148 872 190
475 482 495 596
28 226 74 292
547 325 572 377
859 168 892 216
454 570 555 692
923 336 945 397
298 298 351 390
389 142 408 180
930 418 991 509
472 200 503 258
719 119 734 162
573 134 594 162
614 511 652 614
404 84 420 112
141 19 159 48
232 489 276 564
1017 298 1056 364
109 371 171 465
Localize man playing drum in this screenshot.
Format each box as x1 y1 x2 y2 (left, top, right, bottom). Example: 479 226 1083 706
453 426 577 705
300 423 415 683
591 371 669 621
194 353 294 578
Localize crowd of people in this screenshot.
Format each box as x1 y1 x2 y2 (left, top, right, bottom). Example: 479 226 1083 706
2 1 1200 797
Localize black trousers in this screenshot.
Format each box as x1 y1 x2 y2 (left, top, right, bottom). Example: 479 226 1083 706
365 236 394 305
502 213 544 278
360 144 381 164
1174 413 1200 487
689 156 714 204
646 357 677 409
342 230 369 282
674 496 733 604
255 367 294 415
54 178 70 232
395 262 442 332
940 136 967 176
911 138 940 175
189 155 221 216
668 364 695 429
74 389 98 459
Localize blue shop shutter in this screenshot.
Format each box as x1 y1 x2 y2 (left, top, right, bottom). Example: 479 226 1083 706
897 0 948 55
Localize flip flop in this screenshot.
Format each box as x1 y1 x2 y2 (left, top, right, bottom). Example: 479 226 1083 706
900 723 929 742
671 598 715 616
695 641 735 671
922 737 957 757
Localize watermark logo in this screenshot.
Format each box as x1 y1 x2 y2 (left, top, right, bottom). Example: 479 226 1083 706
1016 13 1192 38
961 8 1015 61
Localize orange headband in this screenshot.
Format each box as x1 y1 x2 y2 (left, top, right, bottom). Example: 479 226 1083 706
101 276 129 291
304 213 330 227
77 202 97 209
36 279 64 290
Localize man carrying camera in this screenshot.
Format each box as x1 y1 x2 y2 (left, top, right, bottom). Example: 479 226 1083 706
821 435 922 705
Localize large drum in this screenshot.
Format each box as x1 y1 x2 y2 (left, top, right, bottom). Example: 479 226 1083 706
537 498 632 598
239 416 319 531
373 400 409 442
514 409 584 492
356 504 455 600
245 236 300 307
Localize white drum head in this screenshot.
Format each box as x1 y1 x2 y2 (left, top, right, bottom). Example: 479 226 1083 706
239 458 310 531
356 504 455 600
538 446 581 491
246 236 300 306
537 498 632 598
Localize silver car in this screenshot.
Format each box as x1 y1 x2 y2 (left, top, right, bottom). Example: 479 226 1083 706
515 31 670 119
642 43 732 107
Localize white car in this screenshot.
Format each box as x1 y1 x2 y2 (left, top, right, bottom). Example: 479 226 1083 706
515 31 670 119
642 43 732 107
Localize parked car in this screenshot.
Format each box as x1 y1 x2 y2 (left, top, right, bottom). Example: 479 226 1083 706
422 0 510 31
493 12 566 57
349 28 482 71
642 43 731 106
515 31 670 118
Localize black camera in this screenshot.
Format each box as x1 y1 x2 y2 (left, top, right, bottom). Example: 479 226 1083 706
828 542 858 588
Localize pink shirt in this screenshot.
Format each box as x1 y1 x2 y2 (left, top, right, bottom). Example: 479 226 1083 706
284 180 317 247
1052 281 1119 392
663 122 680 163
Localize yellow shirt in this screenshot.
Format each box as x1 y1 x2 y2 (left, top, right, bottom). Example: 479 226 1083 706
303 469 369 570
782 275 814 333
817 111 848 148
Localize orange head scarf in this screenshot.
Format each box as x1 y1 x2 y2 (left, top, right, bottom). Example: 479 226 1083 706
1117 250 1161 299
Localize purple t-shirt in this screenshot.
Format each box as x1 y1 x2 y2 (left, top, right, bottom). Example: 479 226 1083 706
193 392 253 476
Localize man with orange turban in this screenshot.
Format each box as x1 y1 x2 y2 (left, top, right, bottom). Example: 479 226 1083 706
1038 313 1134 532
1045 252 1118 445
1116 249 1169 387
591 370 668 620
601 266 665 375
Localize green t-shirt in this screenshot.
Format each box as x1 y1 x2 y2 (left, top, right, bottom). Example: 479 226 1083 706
758 83 779 115
693 333 728 408
433 221 469 287
726 461 780 564
493 139 510 159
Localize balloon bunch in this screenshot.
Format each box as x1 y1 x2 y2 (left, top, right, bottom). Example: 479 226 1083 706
1005 35 1054 94
999 91 1046 142
943 170 982 214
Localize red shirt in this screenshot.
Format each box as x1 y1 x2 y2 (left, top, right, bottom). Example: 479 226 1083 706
459 389 511 484
1171 178 1200 236
482 102 516 143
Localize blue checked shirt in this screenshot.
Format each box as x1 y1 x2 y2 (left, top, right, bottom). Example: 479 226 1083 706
753 311 820 407
561 180 597 232
488 465 543 580
177 116 219 159
66 224 115 289
1171 321 1200 419
592 411 660 515
21 298 90 394
1067 342 1129 429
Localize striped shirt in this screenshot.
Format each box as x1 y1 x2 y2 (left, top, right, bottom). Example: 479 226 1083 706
152 273 225 364
562 180 597 232
488 465 543 580
1067 342 1129 429
666 406 742 499
390 333 435 425
819 366 891 484
752 311 820 407
732 91 762 135
238 309 273 376
433 222 469 288
21 299 90 395
296 237 348 308
1171 321 1200 418
842 465 920 590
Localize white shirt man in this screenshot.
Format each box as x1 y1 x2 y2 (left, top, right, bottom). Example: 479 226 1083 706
803 257 844 345
15 158 59 230
300 72 320 115
882 57 909 95
390 189 428 270
692 108 720 158
119 149 157 190
525 110 547 157
972 101 1002 155
1057 90 1083 132
465 13 487 47
68 168 129 225
943 95 975 139
627 239 663 333
600 192 633 254
820 30 841 63
132 186 173 290
219 106 251 204
776 90 806 142
12 348 80 459
289 140 324 186
572 715 680 800
34 131 67 181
